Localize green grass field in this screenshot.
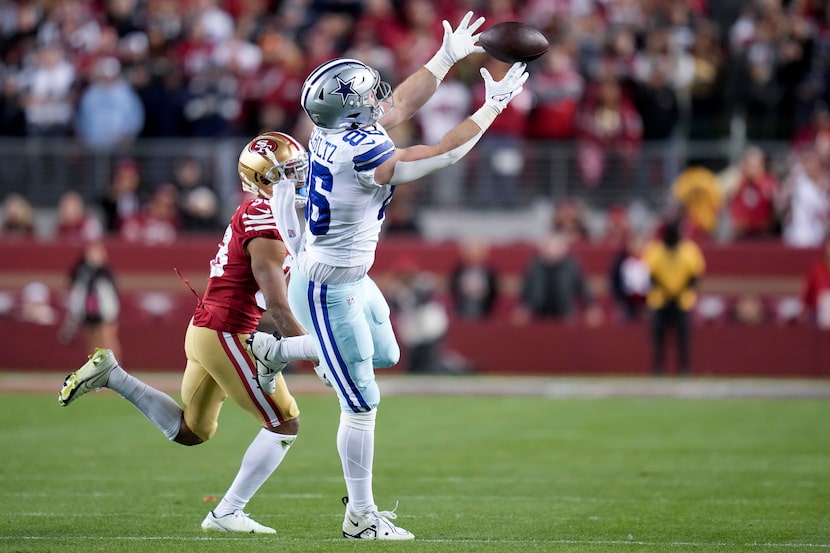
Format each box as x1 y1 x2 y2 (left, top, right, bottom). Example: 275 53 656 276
1 386 828 552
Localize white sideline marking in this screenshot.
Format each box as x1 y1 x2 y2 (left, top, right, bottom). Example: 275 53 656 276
3 536 830 548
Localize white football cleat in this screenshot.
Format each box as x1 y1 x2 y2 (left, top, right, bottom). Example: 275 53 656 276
201 510 276 534
341 497 414 540
246 332 286 394
58 348 118 406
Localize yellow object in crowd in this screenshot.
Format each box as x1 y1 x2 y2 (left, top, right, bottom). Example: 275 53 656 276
642 238 706 311
671 166 723 234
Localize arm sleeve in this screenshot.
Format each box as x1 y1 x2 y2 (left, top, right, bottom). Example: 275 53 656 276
388 132 482 185
268 180 303 258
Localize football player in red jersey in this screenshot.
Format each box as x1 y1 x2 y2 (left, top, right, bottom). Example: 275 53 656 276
58 132 318 534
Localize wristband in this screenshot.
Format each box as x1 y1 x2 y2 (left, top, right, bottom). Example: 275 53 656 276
424 53 453 82
469 102 501 131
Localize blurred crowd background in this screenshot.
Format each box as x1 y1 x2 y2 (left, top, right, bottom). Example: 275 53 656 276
0 0 828 248
2 0 830 375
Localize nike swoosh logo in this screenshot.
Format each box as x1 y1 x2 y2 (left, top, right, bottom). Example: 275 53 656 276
348 517 360 527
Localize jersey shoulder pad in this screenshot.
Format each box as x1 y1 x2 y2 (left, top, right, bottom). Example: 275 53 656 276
350 127 395 172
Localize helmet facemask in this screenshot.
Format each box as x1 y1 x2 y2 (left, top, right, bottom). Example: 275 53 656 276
366 78 393 127
280 157 310 208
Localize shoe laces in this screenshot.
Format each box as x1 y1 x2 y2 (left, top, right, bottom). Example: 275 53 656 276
370 500 400 522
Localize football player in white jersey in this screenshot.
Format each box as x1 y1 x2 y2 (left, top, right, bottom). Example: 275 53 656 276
286 10 529 540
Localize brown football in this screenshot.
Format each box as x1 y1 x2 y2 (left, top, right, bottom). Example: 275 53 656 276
479 21 550 63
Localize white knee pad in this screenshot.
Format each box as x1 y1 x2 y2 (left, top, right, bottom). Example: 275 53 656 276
373 341 400 368
340 409 377 431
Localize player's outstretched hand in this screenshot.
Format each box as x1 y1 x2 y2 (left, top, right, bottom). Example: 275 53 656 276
480 62 529 113
441 11 486 64
425 11 486 81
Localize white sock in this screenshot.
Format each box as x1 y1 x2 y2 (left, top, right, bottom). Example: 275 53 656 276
277 335 318 362
106 367 183 440
337 416 375 513
214 428 296 517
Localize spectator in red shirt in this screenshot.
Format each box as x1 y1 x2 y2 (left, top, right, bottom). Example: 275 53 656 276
575 76 642 194
525 43 583 202
237 29 305 135
120 183 180 245
526 44 584 140
55 190 104 243
387 0 443 78
801 236 830 327
727 146 779 239
793 105 830 166
351 0 407 56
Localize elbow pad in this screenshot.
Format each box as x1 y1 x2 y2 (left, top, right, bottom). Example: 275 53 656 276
389 132 482 185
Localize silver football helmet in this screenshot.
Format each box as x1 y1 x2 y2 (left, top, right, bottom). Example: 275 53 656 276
238 131 308 202
301 58 393 131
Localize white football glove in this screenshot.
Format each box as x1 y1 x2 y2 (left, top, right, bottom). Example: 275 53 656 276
481 62 528 112
424 11 486 81
470 62 529 131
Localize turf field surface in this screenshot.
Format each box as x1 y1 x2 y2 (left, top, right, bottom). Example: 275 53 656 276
0 375 828 552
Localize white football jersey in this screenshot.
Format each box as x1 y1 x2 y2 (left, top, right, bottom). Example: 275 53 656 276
303 124 396 268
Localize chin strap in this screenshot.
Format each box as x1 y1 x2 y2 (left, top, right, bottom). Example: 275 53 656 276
240 172 272 199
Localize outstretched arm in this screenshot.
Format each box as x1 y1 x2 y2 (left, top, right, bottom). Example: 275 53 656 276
379 67 441 131
374 62 529 185
379 11 485 131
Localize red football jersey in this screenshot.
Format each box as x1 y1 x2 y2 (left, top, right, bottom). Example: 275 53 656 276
192 197 283 333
